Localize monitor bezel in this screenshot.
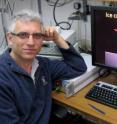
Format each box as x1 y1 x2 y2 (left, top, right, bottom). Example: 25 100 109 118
91 6 117 71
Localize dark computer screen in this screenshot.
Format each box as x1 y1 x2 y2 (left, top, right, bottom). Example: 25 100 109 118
91 6 117 70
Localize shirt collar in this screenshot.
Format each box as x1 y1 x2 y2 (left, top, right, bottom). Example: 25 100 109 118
31 58 39 82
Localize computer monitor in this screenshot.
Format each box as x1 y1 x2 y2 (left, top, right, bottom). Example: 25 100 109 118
91 6 117 71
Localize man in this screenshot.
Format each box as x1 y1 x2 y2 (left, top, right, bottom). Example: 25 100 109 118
0 9 87 124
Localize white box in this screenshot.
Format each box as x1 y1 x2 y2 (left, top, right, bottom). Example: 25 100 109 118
62 53 101 97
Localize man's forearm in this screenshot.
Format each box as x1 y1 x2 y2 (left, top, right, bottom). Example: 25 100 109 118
55 36 69 49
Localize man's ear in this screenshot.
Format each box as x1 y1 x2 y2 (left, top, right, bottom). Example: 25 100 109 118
6 33 13 47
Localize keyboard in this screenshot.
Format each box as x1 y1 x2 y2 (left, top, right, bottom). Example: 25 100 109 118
85 81 117 109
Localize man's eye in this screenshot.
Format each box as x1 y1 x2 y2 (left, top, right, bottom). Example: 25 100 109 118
18 33 28 38
33 33 42 39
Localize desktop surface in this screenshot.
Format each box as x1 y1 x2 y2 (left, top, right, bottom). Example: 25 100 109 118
52 74 117 124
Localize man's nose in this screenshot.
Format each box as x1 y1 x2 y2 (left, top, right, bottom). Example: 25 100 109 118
27 35 35 45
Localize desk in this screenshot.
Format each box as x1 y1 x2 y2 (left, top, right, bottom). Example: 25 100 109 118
52 74 117 124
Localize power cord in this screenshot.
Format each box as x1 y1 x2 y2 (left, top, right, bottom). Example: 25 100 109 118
46 0 66 7
45 0 72 7
53 0 72 30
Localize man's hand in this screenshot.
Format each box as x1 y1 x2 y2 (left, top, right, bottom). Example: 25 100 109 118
43 26 69 49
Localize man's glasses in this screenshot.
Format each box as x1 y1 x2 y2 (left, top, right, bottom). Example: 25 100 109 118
11 32 45 40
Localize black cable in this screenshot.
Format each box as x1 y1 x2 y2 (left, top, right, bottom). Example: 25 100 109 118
37 0 42 14
6 0 13 16
46 0 66 7
53 0 72 30
7 0 16 16
12 0 16 15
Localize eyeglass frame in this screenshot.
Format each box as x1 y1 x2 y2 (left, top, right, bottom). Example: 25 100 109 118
11 32 45 40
